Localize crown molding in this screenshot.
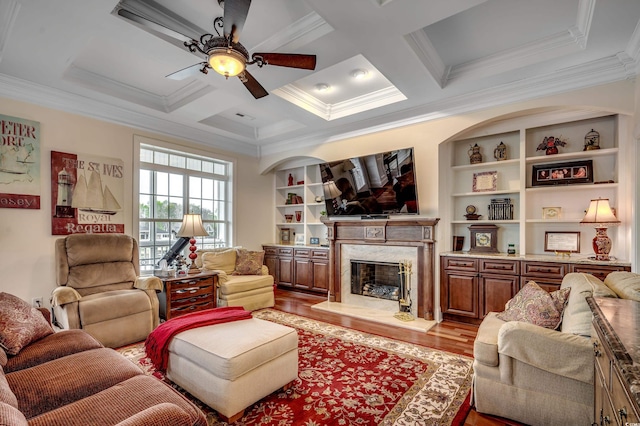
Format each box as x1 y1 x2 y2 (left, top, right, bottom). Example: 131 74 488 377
252 12 333 53
260 53 635 157
0 73 259 157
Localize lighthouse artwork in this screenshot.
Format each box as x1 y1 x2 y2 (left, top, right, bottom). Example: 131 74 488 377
51 151 124 235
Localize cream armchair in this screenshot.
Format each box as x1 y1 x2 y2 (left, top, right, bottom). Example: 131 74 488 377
51 234 162 348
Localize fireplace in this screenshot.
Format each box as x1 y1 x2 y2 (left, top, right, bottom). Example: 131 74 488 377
351 260 401 301
323 218 439 320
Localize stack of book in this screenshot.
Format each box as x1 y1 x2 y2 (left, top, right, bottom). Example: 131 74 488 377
488 198 513 220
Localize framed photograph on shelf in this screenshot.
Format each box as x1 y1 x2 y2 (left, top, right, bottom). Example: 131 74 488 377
294 233 305 245
532 160 593 187
309 237 320 246
280 228 291 244
473 171 497 192
544 231 580 253
542 207 562 220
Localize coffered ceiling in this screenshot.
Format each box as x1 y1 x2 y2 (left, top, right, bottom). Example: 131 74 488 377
0 0 639 157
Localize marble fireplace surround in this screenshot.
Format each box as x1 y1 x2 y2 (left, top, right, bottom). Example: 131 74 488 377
323 218 439 321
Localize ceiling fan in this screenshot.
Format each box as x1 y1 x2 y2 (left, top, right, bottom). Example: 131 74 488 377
117 0 316 99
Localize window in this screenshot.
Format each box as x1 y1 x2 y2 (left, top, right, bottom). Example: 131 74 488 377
138 143 232 273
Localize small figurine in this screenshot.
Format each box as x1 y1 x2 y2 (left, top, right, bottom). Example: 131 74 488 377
493 141 507 161
468 143 482 164
536 136 567 155
288 173 294 186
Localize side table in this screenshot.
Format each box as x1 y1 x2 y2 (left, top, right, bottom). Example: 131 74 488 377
157 271 218 320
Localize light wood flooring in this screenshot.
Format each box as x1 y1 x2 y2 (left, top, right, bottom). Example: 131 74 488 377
274 288 524 426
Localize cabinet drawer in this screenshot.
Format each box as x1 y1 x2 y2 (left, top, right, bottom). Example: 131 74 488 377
169 276 212 288
521 261 567 279
170 301 214 318
170 285 212 299
570 264 630 282
480 259 519 275
611 368 640 424
170 292 212 308
442 257 478 271
294 248 310 257
520 277 561 292
263 246 278 255
591 324 611 392
278 247 294 256
311 249 328 260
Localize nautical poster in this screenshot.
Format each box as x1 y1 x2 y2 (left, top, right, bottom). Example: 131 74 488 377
51 150 124 235
0 114 41 209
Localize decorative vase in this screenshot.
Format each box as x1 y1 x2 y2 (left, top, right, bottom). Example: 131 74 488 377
493 141 507 161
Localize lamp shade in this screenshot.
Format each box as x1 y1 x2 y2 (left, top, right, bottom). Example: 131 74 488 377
323 181 342 199
177 214 209 237
580 198 620 226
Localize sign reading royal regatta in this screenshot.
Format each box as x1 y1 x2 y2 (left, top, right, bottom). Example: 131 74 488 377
0 114 41 209
51 151 125 235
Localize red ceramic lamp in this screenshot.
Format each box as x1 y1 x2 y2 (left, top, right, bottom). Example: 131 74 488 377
176 213 209 274
580 198 620 261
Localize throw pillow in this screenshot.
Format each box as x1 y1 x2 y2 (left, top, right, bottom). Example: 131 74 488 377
0 293 54 355
233 249 265 275
496 281 570 329
201 249 237 275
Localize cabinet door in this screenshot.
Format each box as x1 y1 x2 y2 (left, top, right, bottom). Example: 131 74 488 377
264 255 278 281
294 258 311 288
311 260 329 292
278 257 294 287
441 271 478 318
479 274 518 318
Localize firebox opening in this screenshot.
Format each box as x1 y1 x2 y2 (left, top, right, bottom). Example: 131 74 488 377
351 260 401 301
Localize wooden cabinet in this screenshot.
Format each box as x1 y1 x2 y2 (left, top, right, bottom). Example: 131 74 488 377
441 256 518 324
158 271 217 320
441 254 630 324
263 245 328 295
590 298 640 426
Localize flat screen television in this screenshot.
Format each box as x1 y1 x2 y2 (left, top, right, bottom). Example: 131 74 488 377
318 148 418 218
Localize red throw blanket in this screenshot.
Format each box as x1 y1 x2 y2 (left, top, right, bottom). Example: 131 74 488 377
145 306 252 371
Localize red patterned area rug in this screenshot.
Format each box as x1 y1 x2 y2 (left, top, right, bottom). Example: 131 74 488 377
116 309 473 426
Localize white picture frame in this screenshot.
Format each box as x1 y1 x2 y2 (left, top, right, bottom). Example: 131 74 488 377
294 233 305 245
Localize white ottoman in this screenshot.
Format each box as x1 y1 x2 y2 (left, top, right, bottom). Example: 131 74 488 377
165 317 298 423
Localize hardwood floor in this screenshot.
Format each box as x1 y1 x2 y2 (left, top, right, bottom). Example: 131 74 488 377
274 288 524 426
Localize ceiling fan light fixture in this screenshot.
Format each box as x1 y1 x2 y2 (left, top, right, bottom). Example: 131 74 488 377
208 48 246 78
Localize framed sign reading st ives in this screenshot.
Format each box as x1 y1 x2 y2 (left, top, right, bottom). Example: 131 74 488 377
0 114 41 209
51 151 125 235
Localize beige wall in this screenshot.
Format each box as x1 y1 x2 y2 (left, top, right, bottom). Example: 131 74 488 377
0 97 273 305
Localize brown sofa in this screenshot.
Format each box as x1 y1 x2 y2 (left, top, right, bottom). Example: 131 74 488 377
0 309 207 426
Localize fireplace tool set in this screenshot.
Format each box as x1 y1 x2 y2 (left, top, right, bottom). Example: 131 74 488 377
394 260 414 322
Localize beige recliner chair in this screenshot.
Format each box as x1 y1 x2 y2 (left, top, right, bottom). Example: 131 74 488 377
51 233 162 348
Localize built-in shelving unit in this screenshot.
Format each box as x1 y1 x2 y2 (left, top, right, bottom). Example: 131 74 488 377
274 164 327 245
439 110 629 261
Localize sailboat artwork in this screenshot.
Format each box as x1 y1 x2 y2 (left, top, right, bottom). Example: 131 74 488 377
72 170 121 215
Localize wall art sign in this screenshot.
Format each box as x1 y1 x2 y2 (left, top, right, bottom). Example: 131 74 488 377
0 114 41 209
472 171 497 192
51 150 125 235
544 231 580 253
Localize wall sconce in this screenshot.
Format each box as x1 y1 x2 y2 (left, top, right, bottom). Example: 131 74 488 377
177 213 210 274
580 198 620 261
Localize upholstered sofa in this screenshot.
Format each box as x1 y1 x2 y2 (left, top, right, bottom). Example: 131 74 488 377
0 293 207 426
195 247 275 311
473 271 640 425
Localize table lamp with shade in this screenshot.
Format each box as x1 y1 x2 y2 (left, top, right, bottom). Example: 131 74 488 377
580 198 620 261
323 181 342 214
176 213 209 274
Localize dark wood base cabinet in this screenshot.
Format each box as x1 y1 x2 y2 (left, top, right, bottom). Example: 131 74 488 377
440 254 630 324
264 245 329 295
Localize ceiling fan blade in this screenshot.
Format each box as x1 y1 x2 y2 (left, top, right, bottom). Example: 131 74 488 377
253 53 316 70
239 69 268 99
223 0 251 43
117 9 193 44
166 63 207 80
